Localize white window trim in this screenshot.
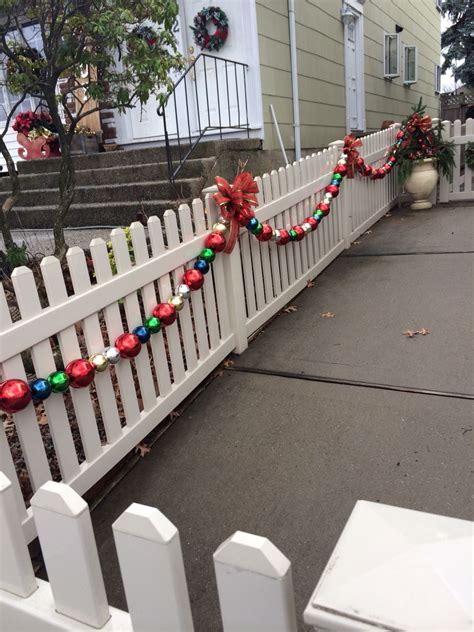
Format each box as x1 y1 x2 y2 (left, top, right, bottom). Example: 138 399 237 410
342 2 366 133
436 0 442 11
435 64 441 94
384 32 400 79
403 45 417 85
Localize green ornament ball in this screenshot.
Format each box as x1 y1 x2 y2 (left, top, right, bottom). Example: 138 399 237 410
145 316 161 334
332 172 342 182
289 229 298 241
48 370 70 393
253 222 263 235
314 210 324 220
200 248 216 263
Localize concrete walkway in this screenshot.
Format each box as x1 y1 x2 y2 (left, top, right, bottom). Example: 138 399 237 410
91 203 473 631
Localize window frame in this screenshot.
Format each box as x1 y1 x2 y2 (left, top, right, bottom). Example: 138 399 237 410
403 45 418 85
435 64 441 94
436 0 442 12
384 33 400 79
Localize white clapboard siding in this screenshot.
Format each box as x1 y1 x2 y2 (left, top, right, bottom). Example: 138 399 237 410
1 126 403 542
439 118 474 202
0 474 297 632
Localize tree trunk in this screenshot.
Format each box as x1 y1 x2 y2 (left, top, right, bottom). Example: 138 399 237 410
45 94 76 260
0 135 19 251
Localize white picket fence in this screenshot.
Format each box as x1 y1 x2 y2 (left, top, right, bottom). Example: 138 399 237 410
0 125 400 543
439 117 474 202
0 472 299 631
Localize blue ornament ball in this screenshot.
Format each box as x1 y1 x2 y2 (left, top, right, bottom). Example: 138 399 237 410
29 378 52 401
246 218 259 231
194 259 210 274
133 325 151 343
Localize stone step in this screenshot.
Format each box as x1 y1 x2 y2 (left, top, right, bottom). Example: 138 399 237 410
17 139 260 175
0 157 216 192
0 178 202 208
10 200 177 229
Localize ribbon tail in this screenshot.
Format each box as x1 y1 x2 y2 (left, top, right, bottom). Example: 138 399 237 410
223 218 240 254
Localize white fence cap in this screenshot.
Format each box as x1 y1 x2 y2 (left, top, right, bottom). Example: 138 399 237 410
112 503 178 543
214 531 291 578
31 481 88 517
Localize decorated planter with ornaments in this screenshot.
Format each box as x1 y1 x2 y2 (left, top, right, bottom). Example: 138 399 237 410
403 158 438 210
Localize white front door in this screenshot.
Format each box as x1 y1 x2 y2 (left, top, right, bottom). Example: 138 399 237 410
342 3 365 133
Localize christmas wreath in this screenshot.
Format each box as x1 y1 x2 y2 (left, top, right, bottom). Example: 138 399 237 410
190 6 228 52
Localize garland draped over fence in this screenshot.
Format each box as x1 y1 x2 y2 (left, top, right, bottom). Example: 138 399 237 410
0 120 413 414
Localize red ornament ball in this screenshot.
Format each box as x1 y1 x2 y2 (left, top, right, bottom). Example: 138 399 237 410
182 268 204 291
65 359 96 389
115 333 142 359
371 168 380 179
318 202 330 216
388 155 396 163
205 232 226 253
153 303 177 326
292 225 305 241
257 223 273 242
356 157 364 167
0 379 32 413
334 164 347 176
278 229 290 246
325 184 339 197
397 131 404 140
304 217 318 231
363 165 372 176
235 211 251 227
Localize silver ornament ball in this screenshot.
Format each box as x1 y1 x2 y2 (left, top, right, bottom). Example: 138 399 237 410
218 216 230 226
104 346 121 365
176 283 191 300
302 222 312 234
337 158 347 166
271 229 281 242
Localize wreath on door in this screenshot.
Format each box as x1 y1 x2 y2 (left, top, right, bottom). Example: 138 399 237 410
190 6 229 52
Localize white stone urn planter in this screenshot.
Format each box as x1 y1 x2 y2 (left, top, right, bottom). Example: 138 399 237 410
403 158 438 210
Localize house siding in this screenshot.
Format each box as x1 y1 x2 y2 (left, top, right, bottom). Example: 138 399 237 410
256 0 440 152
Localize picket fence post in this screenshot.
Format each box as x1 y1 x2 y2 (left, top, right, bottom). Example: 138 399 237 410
30 481 110 628
113 503 194 632
205 188 248 353
213 531 298 632
439 120 451 203
0 472 37 598
328 140 351 247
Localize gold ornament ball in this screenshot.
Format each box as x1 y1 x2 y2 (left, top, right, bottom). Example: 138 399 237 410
89 353 109 372
212 222 228 235
168 295 184 312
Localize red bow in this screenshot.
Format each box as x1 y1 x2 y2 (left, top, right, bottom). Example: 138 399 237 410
343 134 363 178
407 113 432 134
213 172 259 253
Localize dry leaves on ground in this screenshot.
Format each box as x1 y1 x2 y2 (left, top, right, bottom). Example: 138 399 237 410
135 443 151 458
169 410 181 421
385 213 392 217
306 279 315 288
353 241 361 245
283 305 298 313
403 328 431 338
223 359 234 368
321 311 336 318
365 230 372 235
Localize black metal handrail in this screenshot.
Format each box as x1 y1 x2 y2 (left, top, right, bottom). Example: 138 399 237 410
157 53 250 183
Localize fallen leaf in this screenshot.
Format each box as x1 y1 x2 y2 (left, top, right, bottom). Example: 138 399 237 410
135 443 151 458
402 330 416 338
353 241 361 245
417 328 431 335
223 359 234 368
283 305 298 313
365 230 372 235
306 279 315 288
321 311 336 318
169 410 181 421
3 417 14 432
385 213 392 217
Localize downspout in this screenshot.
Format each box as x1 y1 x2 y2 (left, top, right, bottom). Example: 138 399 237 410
288 0 301 160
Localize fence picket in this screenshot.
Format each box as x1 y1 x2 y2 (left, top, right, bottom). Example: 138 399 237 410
271 169 289 291
287 164 302 280
31 481 110 628
214 531 297 632
296 159 309 273
67 247 123 445
90 238 141 425
41 257 103 463
113 503 194 632
129 222 173 399
262 173 281 296
10 267 79 483
148 216 186 384
278 166 296 286
464 118 473 195
193 199 220 350
0 472 37 597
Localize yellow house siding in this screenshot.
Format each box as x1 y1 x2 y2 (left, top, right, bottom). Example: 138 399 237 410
256 0 441 151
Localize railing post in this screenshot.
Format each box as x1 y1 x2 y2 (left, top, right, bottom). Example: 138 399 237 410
0 472 37 598
214 531 297 632
31 481 110 628
113 503 194 632
439 120 451 203
329 140 351 248
204 187 249 354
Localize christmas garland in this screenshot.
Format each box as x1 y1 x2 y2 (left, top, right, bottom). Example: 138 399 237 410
190 6 228 52
1 118 421 414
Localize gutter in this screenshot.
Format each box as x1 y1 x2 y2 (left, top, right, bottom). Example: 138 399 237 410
288 0 301 160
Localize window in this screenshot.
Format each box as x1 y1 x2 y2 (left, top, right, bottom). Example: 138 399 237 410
403 45 417 84
435 64 441 93
436 0 442 11
384 33 400 78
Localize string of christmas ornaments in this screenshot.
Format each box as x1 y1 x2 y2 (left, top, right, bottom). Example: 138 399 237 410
0 126 408 414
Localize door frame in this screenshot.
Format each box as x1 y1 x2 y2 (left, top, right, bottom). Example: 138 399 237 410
342 0 366 133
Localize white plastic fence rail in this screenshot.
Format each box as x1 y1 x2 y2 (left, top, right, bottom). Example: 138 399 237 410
0 473 297 632
1 126 401 542
439 117 474 202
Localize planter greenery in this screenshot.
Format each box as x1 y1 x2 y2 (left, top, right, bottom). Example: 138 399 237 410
466 142 474 171
395 100 455 185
